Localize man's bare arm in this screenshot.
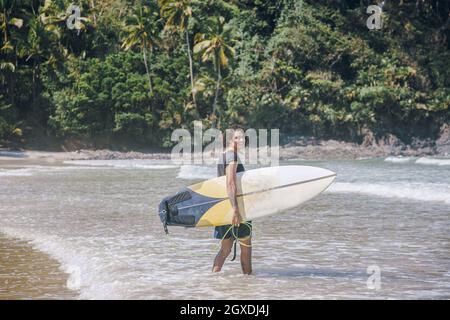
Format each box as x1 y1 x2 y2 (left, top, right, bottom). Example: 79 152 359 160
226 161 240 226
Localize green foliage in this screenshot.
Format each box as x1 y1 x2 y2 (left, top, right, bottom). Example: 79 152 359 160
48 52 154 141
0 0 449 147
0 98 12 141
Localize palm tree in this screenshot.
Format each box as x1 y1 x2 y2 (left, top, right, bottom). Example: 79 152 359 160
194 16 234 128
0 0 23 105
15 2 66 103
158 0 197 110
122 3 159 95
0 0 23 44
18 14 53 102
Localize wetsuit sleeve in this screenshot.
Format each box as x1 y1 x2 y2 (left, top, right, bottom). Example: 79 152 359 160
224 151 238 165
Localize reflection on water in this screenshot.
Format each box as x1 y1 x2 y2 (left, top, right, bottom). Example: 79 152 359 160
0 158 449 299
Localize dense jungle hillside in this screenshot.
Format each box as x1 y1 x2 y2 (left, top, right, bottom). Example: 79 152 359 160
0 0 449 150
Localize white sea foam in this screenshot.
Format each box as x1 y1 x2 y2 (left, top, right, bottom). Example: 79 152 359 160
0 168 34 176
64 160 178 169
0 165 102 176
176 165 216 180
415 157 450 166
383 156 450 166
328 182 450 205
384 156 415 163
0 151 26 157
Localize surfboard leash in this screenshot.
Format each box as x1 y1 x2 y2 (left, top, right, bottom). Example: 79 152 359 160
218 222 252 262
230 226 238 261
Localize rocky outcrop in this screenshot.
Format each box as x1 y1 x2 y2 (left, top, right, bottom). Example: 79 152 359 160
69 130 448 161
72 149 172 160
436 123 450 156
7 128 447 162
279 128 446 160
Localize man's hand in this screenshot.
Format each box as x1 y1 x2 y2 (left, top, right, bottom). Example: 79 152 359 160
232 209 241 227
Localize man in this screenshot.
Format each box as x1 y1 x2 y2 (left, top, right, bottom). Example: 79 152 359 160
212 127 252 275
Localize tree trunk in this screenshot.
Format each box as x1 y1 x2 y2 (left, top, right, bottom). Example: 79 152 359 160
9 72 15 106
90 1 97 26
32 64 36 102
185 30 198 111
212 59 222 128
142 44 153 95
441 13 450 31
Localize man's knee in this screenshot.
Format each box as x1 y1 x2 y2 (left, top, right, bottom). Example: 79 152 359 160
239 236 251 246
219 240 233 257
220 247 231 257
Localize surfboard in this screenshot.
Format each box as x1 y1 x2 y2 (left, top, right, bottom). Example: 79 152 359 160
158 165 336 232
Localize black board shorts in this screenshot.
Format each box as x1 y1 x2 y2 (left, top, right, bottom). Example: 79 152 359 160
214 221 252 239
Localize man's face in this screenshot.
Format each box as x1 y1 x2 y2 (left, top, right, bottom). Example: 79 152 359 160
232 130 245 150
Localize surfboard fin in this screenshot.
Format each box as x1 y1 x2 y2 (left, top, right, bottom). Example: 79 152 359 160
167 190 192 205
159 200 170 234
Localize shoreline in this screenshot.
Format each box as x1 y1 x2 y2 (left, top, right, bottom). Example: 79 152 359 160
1 135 449 164
0 233 77 300
2 123 450 161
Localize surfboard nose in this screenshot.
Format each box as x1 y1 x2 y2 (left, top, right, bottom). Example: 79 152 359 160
315 168 337 186
309 165 336 176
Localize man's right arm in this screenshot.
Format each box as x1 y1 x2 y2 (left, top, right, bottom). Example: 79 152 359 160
226 161 240 226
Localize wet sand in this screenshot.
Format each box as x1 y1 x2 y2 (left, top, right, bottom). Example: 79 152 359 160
0 234 77 299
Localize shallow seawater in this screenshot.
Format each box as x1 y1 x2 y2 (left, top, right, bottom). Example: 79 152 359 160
0 157 449 299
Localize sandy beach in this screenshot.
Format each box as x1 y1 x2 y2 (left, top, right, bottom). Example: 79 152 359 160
0 234 77 299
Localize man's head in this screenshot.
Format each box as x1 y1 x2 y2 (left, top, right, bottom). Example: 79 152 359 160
224 125 245 151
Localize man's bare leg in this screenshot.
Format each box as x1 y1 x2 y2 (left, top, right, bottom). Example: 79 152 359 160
213 238 234 272
240 236 252 275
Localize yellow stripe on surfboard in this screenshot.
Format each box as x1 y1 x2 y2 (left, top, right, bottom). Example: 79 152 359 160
188 177 228 199
195 199 233 227
195 196 249 227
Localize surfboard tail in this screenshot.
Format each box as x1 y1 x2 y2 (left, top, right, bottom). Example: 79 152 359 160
157 188 210 232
